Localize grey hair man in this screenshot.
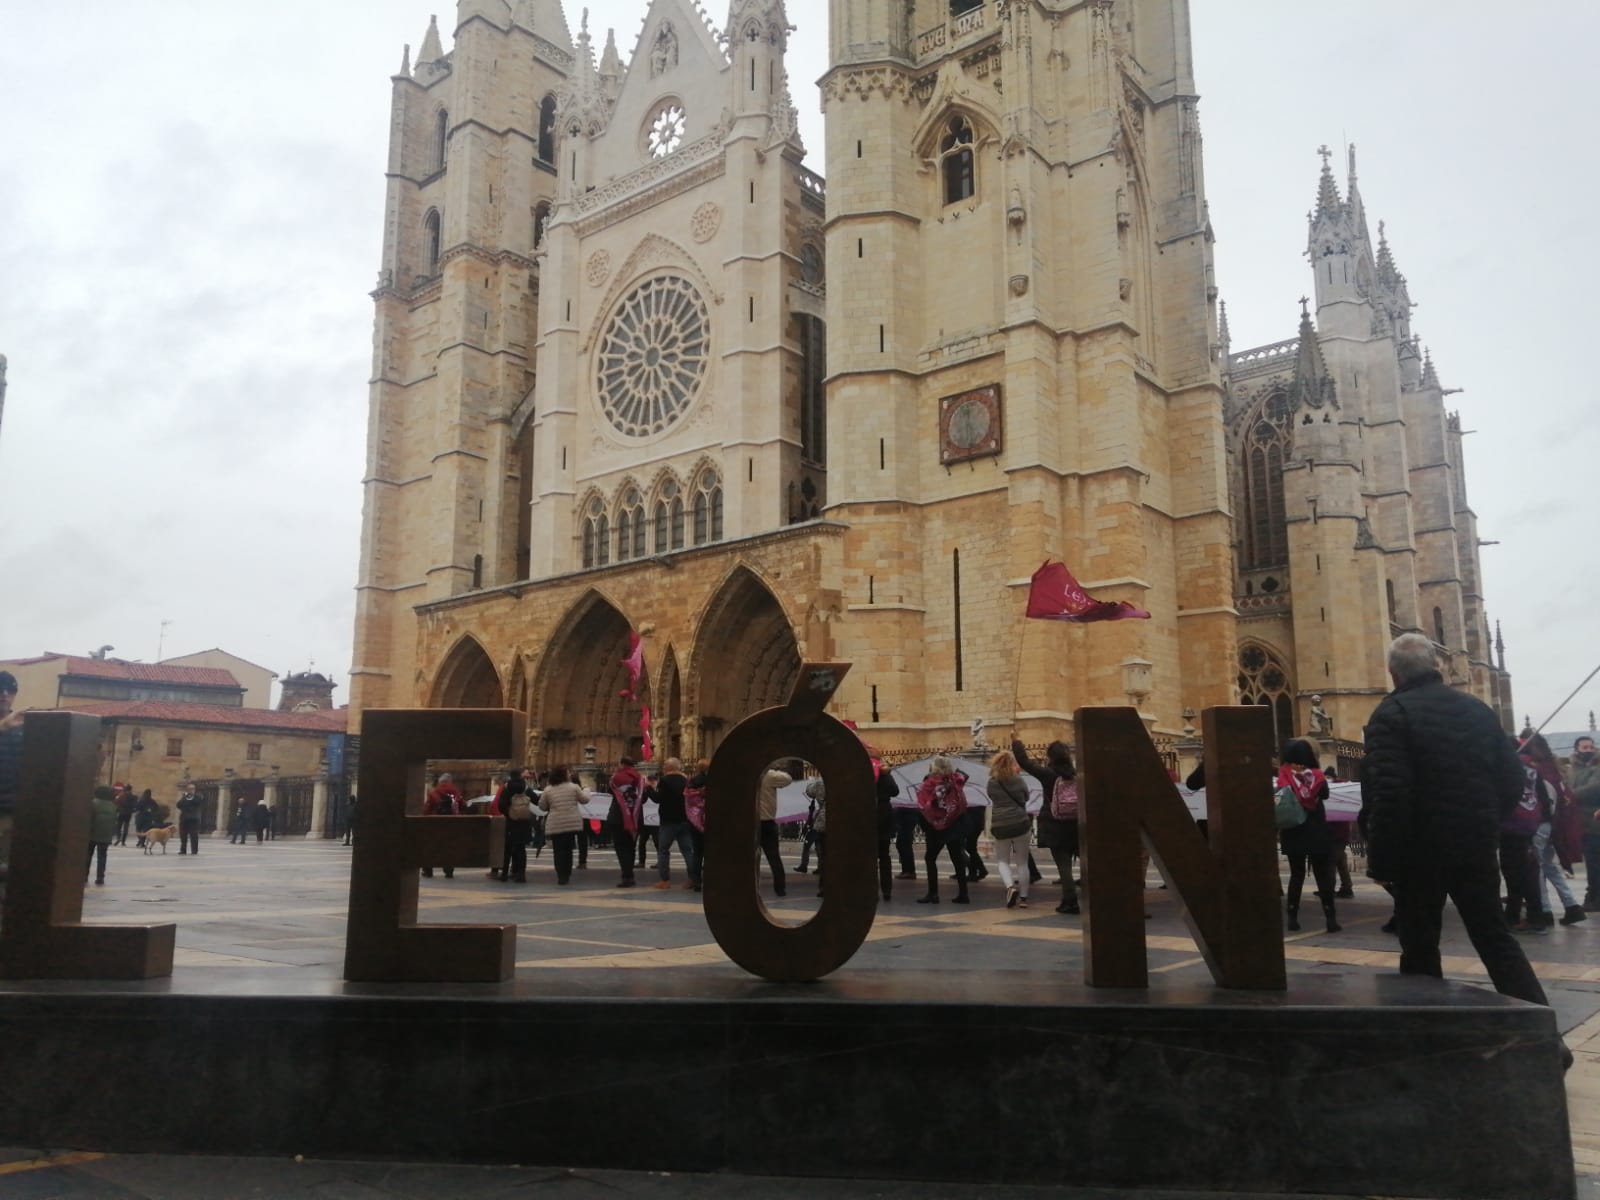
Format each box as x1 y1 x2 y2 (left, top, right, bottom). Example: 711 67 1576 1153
1364 634 1560 1051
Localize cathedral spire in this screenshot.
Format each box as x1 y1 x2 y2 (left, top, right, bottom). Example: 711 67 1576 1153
515 0 574 50
1495 621 1506 672
1290 298 1336 413
1218 300 1232 355
418 14 446 65
598 26 622 98
1376 220 1399 287
1313 144 1343 223
1421 348 1440 390
1345 143 1372 244
399 43 412 77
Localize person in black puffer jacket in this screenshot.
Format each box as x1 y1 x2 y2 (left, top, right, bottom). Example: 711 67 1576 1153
1364 633 1551 1011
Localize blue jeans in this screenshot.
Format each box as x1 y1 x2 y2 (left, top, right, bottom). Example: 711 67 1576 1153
657 820 700 884
1534 822 1577 913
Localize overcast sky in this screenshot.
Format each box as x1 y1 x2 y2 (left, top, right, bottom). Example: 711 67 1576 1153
2 2 1595 734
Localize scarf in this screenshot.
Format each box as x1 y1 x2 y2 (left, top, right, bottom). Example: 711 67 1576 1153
1276 764 1325 811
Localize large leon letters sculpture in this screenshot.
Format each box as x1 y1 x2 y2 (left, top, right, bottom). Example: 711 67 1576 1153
343 709 521 983
0 712 176 980
703 663 877 982
1078 705 1285 990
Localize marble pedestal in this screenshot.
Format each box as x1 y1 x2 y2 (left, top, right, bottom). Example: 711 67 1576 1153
0 970 1573 1199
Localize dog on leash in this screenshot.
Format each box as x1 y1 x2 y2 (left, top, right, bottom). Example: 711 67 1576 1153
143 825 176 855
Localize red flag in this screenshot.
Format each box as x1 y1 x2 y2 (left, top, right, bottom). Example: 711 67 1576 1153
1025 561 1151 623
620 630 645 699
640 706 655 762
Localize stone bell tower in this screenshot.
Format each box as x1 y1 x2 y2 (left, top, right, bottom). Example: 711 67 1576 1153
819 0 1237 742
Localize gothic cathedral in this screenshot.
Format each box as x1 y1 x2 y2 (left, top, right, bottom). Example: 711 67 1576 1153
350 0 1510 767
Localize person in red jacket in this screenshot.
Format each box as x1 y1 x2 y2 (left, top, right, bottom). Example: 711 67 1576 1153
608 757 644 888
422 772 464 878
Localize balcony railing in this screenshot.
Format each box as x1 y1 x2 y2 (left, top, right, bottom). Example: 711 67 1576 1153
916 2 994 59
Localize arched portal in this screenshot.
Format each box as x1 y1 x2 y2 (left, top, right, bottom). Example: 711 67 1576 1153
658 646 684 764
691 567 801 755
533 592 646 768
431 636 503 709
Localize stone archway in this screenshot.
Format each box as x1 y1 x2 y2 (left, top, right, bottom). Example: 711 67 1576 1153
431 636 504 709
690 566 801 756
532 592 647 769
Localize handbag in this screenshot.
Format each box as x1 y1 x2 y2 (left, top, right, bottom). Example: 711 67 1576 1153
1273 785 1306 831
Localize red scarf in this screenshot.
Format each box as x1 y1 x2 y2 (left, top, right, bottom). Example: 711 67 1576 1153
1519 753 1571 806
1276 764 1325 811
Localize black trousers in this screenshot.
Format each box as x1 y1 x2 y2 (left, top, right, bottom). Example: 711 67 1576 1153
893 808 919 876
613 828 636 880
577 824 589 867
1285 851 1337 913
922 826 967 896
552 832 577 882
502 829 530 880
1499 832 1540 918
114 815 132 846
179 821 200 855
877 838 893 899
758 820 786 895
1585 838 1600 906
85 842 108 882
636 827 657 867
1394 852 1549 1007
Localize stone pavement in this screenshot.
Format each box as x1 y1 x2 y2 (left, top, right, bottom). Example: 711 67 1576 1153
4 836 1597 1197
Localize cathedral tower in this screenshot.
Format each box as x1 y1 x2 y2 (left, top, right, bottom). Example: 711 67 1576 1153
821 0 1236 737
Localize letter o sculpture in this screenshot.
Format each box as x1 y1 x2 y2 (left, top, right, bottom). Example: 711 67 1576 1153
703 663 877 982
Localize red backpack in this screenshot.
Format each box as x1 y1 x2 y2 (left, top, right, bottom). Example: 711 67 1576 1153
916 772 968 831
1050 776 1079 821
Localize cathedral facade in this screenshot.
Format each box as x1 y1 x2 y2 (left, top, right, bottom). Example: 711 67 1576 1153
349 0 1508 767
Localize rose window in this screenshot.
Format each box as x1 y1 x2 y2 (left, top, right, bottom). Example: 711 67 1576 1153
596 275 710 438
648 103 686 158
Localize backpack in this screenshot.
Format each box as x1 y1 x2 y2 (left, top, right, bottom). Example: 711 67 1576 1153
916 773 968 832
1273 785 1307 831
1050 776 1079 821
1500 767 1543 837
684 785 707 833
507 793 534 822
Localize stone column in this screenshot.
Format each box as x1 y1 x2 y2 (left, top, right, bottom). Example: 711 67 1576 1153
214 782 232 839
307 778 329 840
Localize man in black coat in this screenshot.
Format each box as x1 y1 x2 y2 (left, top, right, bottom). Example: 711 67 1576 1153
1364 633 1550 1011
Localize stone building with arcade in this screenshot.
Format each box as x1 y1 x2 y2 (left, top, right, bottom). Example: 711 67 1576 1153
349 0 1509 769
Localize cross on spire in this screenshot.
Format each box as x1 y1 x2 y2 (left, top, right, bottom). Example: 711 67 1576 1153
1318 144 1332 168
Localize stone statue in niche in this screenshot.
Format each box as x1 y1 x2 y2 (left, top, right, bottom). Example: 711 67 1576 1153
1309 695 1333 737
651 22 678 76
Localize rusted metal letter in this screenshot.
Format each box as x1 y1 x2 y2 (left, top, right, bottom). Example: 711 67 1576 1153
704 663 877 982
0 712 176 980
1078 705 1284 990
343 709 519 983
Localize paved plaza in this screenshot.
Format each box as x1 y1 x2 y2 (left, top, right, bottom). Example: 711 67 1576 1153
3 837 1598 1197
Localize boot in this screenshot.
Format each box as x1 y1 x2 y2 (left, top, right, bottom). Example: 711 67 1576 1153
1560 905 1587 926
1322 899 1341 934
916 888 939 905
1286 903 1301 932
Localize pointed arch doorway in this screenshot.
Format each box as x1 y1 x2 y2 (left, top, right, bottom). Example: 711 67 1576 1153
534 593 648 768
691 568 801 757
431 637 504 709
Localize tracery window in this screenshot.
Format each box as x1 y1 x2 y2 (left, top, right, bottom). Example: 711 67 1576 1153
691 469 724 547
654 479 685 552
940 115 976 206
596 275 710 438
538 95 558 164
617 489 647 562
423 210 442 276
1238 642 1295 750
1240 390 1292 570
647 102 686 159
582 496 610 570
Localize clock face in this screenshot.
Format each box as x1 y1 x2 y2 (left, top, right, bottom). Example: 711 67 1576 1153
939 385 1003 464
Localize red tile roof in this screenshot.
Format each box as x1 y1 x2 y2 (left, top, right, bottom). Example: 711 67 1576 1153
70 701 349 735
7 654 241 689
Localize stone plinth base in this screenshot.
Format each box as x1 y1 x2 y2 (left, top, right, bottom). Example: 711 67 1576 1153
0 970 1573 1199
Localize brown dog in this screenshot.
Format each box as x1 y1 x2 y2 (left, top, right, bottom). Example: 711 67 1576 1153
143 825 176 855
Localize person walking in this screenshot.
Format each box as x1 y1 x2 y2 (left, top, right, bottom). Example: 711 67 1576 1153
914 757 970 905
539 767 586 885
1365 633 1563 1054
651 759 700 891
1569 735 1600 912
422 773 464 878
499 776 537 883
608 757 644 889
1014 740 1079 914
176 783 203 856
112 782 136 847
805 775 829 898
251 797 272 844
342 792 358 846
133 789 160 850
1277 740 1340 933
87 784 118 886
1520 733 1584 928
987 749 1033 909
756 762 790 898
874 756 899 903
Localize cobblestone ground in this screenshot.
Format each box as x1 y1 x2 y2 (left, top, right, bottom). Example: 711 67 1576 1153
3 836 1596 1198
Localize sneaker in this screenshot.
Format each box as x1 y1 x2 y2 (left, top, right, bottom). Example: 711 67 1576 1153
616 879 636 888
654 880 673 890
1561 906 1588 926
1018 897 1029 909
1335 889 1355 899
1005 886 1020 909
951 894 971 905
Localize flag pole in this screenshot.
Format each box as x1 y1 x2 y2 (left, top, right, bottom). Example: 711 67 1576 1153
1521 660 1600 744
1011 591 1030 728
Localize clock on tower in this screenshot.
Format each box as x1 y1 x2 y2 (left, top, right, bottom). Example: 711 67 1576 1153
939 384 1003 465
